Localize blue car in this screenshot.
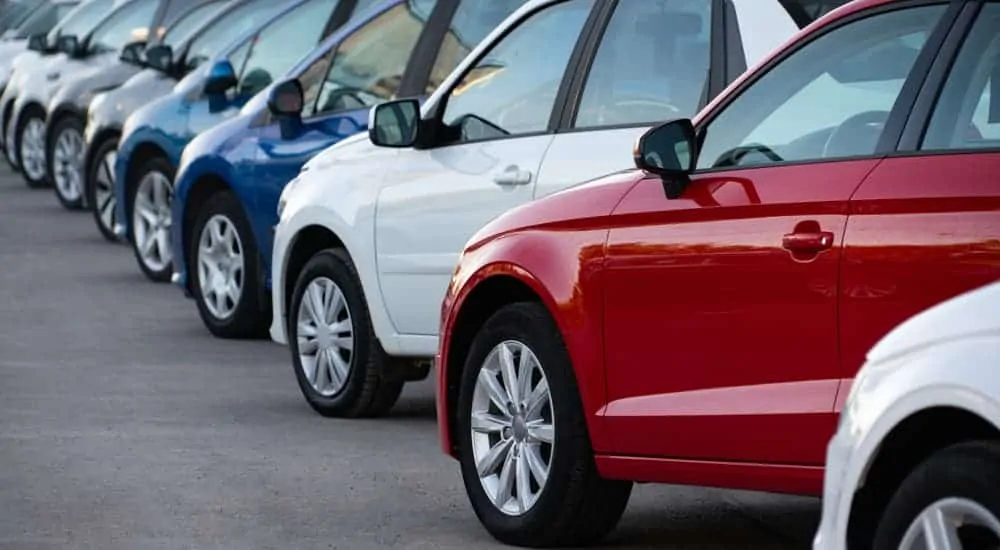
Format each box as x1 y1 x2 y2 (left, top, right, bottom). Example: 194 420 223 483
170 0 527 339
113 0 380 282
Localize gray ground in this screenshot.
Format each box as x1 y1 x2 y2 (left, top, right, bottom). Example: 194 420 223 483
0 170 821 549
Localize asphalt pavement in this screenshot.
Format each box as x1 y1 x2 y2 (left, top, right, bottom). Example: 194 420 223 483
0 168 822 550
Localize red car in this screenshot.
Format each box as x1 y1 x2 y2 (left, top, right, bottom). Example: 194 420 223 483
436 0 1000 546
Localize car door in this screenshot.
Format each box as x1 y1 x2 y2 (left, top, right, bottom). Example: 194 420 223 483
374 0 597 337
600 2 952 465
839 1 1000 400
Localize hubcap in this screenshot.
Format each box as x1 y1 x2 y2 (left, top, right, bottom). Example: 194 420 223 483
94 150 117 233
132 170 173 272
900 497 1000 550
197 214 244 320
470 340 554 516
296 277 354 397
53 125 84 202
20 117 45 181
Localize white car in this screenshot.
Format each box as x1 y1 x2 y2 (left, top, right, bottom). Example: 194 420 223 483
270 0 843 417
815 280 1000 550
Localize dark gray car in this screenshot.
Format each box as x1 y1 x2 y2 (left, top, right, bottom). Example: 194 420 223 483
44 0 227 209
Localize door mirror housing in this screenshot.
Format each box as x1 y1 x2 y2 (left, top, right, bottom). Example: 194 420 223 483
119 40 146 65
634 119 697 199
56 34 83 57
27 33 47 52
267 78 304 140
143 43 173 73
203 59 237 96
369 98 420 148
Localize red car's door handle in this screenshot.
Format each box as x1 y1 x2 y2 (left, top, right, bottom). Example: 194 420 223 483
782 231 835 252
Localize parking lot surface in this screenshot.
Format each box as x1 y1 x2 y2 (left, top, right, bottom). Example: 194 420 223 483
0 170 821 549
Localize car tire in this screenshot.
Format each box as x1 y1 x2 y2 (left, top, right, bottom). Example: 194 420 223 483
127 154 175 282
456 302 632 547
15 107 49 188
190 190 270 339
4 110 21 172
48 115 86 210
873 440 1000 550
86 136 121 243
288 248 404 418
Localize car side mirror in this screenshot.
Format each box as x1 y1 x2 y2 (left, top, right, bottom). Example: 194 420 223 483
27 33 47 52
143 43 173 73
203 59 236 96
119 40 146 65
634 118 697 199
267 78 304 139
369 98 420 148
56 34 82 57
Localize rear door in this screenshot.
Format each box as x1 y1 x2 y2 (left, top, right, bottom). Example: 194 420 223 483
839 0 1000 399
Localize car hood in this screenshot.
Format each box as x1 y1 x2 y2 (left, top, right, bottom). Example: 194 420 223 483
52 60 141 111
867 280 1000 365
89 68 175 130
466 168 645 252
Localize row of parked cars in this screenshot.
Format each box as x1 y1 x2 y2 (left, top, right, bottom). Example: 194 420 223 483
4 0 1000 547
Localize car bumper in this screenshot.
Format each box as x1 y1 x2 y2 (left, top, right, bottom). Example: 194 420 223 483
269 223 289 346
812 414 857 550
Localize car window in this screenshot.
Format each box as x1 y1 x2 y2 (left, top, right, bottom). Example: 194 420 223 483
236 0 340 97
48 0 114 43
161 1 229 47
575 0 711 129
311 1 436 117
921 4 1000 151
424 0 527 94
440 0 594 144
183 0 281 70
695 5 945 170
15 3 75 38
88 0 159 53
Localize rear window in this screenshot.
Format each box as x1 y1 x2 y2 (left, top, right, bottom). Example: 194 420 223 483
779 0 852 28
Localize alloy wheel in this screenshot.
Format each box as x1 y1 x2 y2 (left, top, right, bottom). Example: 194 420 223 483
471 340 554 516
197 214 244 320
52 125 85 203
132 170 173 273
295 276 354 397
93 149 117 236
900 497 1000 550
20 117 45 181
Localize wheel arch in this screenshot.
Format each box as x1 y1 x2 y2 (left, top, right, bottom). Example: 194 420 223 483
84 127 121 180
122 141 171 222
282 224 348 325
44 105 84 153
180 173 235 293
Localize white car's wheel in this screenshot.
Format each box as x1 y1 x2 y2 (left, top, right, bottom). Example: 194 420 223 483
86 137 121 242
288 248 404 417
16 108 48 188
456 302 632 547
874 441 1000 550
128 155 174 282
48 116 86 210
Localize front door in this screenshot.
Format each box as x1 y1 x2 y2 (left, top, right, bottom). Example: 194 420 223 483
601 2 949 465
374 0 596 336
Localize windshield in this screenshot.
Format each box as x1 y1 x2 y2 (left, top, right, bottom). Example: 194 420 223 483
87 0 159 53
161 0 231 47
181 0 283 70
0 1 40 31
14 2 79 39
47 0 115 44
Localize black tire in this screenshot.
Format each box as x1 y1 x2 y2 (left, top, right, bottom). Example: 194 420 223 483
15 106 50 188
456 302 632 547
86 136 121 243
4 109 21 172
873 440 1000 550
127 154 175 282
47 115 86 210
288 248 404 418
189 190 270 339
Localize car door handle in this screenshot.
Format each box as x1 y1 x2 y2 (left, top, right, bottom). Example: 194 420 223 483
782 231 835 252
493 165 532 186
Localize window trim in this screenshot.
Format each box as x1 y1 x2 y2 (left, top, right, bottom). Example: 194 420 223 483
896 0 993 155
685 0 965 175
416 0 603 150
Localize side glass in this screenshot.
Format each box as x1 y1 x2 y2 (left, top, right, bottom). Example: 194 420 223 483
299 49 336 118
182 0 282 70
47 0 115 44
87 0 159 53
921 4 1000 151
696 5 946 170
235 0 340 97
312 1 435 117
424 0 527 94
161 1 230 48
440 0 594 144
575 0 712 129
